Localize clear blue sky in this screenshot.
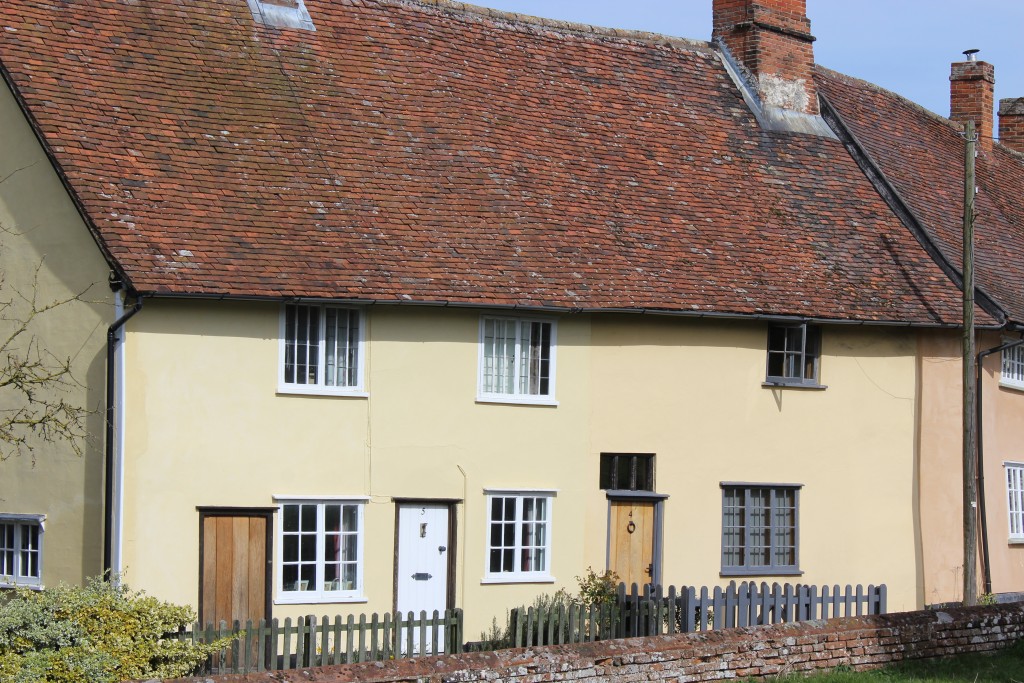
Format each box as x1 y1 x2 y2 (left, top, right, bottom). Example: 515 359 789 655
475 0 1024 133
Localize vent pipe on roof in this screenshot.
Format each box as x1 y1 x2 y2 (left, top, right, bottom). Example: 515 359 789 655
950 51 994 151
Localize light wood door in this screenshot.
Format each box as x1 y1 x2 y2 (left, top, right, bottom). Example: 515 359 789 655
200 513 270 626
609 500 655 588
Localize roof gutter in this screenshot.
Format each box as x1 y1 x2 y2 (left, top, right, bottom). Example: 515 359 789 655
103 293 143 578
975 330 1024 596
132 290 981 330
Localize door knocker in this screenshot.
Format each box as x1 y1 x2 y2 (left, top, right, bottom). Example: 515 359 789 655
627 520 636 534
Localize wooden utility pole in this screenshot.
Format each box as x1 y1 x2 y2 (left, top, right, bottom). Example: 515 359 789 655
963 119 978 606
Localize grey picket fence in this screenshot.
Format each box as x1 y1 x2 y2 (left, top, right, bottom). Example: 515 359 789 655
179 609 463 675
509 581 886 647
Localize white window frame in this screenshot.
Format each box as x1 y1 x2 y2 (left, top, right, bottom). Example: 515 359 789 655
274 498 367 604
1001 345 1024 391
477 316 557 405
0 514 44 589
278 303 367 397
482 489 556 584
1006 463 1024 543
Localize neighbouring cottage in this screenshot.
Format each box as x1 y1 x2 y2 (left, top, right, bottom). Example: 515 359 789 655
1 0 1022 636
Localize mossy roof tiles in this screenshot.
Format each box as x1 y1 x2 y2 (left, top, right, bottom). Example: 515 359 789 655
0 0 1013 326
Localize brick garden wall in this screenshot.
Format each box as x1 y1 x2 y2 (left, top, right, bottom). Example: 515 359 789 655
163 602 1024 682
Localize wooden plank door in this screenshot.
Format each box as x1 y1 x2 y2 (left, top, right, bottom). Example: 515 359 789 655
200 510 272 627
395 503 451 653
609 500 655 588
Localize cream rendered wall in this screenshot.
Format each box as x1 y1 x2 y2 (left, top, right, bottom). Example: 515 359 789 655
590 317 921 613
0 81 113 587
917 330 1024 605
123 302 923 636
121 302 592 635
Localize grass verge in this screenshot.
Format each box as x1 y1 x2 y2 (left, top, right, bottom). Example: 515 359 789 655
768 639 1024 682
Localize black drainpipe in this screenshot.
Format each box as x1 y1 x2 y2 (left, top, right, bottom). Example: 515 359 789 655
103 295 144 577
976 333 1024 596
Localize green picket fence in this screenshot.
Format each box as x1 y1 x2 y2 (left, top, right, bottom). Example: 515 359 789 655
179 609 463 675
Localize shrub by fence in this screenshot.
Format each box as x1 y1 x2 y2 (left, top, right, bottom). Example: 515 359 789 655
178 609 463 675
508 581 886 647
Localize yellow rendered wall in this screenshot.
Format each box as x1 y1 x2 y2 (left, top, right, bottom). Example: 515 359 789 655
919 330 1024 604
0 81 113 587
589 316 921 613
121 302 921 635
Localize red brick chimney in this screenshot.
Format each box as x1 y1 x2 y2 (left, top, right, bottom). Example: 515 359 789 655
712 0 818 115
1000 98 1024 153
950 53 994 150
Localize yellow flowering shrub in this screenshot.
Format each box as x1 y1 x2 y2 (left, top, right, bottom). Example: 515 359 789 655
0 576 232 682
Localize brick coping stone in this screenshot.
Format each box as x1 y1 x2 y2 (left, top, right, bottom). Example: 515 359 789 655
143 602 1024 682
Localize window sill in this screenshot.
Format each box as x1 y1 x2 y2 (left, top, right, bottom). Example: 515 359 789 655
0 582 43 591
999 380 1024 392
1008 537 1024 545
720 568 803 578
762 381 827 391
275 594 368 605
277 386 368 398
476 396 559 407
481 575 556 585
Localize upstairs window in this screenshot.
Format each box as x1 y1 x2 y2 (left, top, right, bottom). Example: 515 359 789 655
721 484 800 576
478 317 556 404
280 304 364 395
0 516 43 588
765 324 821 387
1001 345 1024 390
600 453 655 491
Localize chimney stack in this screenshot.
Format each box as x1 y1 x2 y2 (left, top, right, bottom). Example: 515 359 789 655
1000 98 1024 154
950 52 994 150
712 0 818 115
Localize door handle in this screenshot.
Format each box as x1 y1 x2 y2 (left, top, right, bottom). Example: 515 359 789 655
645 564 652 576
438 545 447 553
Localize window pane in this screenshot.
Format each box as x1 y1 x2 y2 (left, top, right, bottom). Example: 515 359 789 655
283 535 298 562
325 505 340 533
0 524 12 577
324 308 358 388
301 505 316 532
284 505 299 532
342 534 357 562
300 535 315 562
342 504 358 532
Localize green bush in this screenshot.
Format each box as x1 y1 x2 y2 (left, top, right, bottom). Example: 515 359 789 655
575 568 619 607
0 576 232 683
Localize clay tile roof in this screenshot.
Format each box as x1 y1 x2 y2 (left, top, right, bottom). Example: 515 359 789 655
818 66 1024 324
0 0 992 325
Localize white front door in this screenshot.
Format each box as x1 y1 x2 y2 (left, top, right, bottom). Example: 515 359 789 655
396 503 450 652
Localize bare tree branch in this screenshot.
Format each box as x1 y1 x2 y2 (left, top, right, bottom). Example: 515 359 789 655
1 223 93 463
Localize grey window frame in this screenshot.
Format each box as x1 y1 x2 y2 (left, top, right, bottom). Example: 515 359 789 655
764 323 822 387
599 453 655 491
0 514 44 588
720 483 801 577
